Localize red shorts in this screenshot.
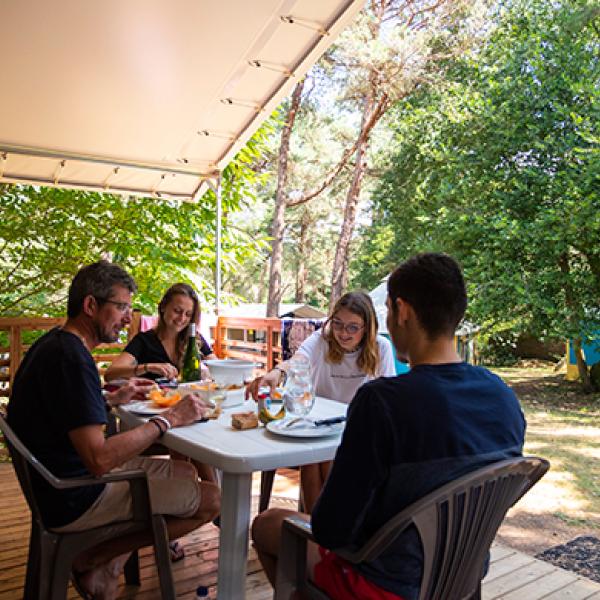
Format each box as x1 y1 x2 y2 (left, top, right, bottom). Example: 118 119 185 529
313 547 406 600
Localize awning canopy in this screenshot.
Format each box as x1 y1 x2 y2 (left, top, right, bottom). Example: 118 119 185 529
0 0 363 202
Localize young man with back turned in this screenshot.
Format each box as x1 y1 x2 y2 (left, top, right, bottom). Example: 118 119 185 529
252 253 525 600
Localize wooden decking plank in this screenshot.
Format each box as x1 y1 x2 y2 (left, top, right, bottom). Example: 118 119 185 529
484 560 571 599
489 544 516 563
483 550 537 582
541 580 600 600
498 567 579 599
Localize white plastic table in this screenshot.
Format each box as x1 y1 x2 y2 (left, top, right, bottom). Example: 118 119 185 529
119 397 347 599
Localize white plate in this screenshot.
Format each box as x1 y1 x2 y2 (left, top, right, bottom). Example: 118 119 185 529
125 400 168 415
266 419 344 438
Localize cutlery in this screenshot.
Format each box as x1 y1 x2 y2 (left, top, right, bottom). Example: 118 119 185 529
314 416 346 427
156 378 179 388
284 416 346 428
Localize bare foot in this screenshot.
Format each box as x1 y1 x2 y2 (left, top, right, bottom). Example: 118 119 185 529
74 553 130 599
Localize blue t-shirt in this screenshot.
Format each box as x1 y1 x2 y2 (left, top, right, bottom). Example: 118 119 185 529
7 328 107 528
311 362 526 600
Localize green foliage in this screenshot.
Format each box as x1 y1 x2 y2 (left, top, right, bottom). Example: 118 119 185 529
354 0 600 351
0 122 274 315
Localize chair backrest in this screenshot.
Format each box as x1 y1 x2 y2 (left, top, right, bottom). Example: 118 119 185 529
341 456 549 600
0 412 59 526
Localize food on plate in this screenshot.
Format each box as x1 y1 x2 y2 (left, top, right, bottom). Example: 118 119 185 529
231 411 259 430
224 383 243 390
187 382 218 391
147 388 181 408
204 405 222 420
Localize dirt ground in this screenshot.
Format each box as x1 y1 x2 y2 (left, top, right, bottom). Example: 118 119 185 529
493 363 600 555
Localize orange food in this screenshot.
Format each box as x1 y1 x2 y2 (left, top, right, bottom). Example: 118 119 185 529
148 389 181 407
189 382 218 391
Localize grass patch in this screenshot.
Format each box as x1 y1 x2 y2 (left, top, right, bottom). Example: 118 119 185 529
553 511 599 528
493 365 600 523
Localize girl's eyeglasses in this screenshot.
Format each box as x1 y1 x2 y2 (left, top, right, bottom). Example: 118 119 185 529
331 319 364 335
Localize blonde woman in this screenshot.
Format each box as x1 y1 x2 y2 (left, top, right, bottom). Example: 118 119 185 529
247 291 396 512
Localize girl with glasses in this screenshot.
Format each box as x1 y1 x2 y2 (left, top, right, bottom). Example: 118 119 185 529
247 291 396 512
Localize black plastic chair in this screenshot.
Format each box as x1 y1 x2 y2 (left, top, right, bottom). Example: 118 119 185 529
275 456 550 600
0 413 176 600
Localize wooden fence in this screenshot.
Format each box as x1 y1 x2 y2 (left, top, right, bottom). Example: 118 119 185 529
0 313 282 399
214 316 282 372
0 313 143 400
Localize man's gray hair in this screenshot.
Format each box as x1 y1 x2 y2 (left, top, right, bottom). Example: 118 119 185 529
67 260 137 318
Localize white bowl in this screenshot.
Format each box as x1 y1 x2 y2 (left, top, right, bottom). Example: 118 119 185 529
204 359 257 386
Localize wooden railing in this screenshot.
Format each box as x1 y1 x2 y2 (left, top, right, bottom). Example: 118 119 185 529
214 316 282 372
0 313 142 400
0 312 285 399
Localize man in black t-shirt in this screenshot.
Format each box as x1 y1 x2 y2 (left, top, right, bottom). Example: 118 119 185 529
251 253 525 600
8 261 221 599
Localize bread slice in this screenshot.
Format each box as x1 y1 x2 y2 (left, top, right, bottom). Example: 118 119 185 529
231 411 259 430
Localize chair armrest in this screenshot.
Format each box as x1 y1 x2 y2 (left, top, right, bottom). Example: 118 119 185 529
51 468 147 489
1 414 154 523
282 515 315 541
275 515 314 599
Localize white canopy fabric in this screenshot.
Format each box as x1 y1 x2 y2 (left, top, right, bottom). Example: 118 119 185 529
0 0 364 202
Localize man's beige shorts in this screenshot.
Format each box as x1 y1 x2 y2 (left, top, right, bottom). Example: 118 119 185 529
52 456 201 533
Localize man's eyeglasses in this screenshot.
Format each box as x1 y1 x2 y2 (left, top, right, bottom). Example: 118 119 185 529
331 318 364 335
96 298 133 314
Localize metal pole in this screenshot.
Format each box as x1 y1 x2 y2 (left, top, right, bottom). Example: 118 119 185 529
215 174 222 316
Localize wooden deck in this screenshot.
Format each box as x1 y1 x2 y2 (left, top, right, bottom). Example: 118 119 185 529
1 463 599 599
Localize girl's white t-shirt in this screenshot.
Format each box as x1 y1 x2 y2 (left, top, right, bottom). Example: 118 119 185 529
295 329 396 404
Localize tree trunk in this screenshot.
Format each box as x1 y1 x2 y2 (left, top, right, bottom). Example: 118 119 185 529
295 209 312 303
266 79 305 317
572 338 592 391
559 252 593 391
329 95 376 306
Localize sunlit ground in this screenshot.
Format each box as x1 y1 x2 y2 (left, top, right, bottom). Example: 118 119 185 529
493 365 600 553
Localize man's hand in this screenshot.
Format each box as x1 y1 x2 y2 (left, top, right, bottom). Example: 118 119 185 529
245 370 279 401
163 393 213 427
106 378 154 405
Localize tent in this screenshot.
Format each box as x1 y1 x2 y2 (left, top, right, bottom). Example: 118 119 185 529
0 0 365 307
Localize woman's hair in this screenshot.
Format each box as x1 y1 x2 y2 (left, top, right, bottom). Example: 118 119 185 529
322 291 380 376
156 283 201 368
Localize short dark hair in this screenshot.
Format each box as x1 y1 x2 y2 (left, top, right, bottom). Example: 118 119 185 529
67 260 137 318
387 253 466 339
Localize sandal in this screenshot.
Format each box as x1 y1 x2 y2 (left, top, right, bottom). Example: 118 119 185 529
71 570 94 600
169 540 185 562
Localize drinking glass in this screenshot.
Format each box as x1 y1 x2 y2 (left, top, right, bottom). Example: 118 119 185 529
283 356 315 417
